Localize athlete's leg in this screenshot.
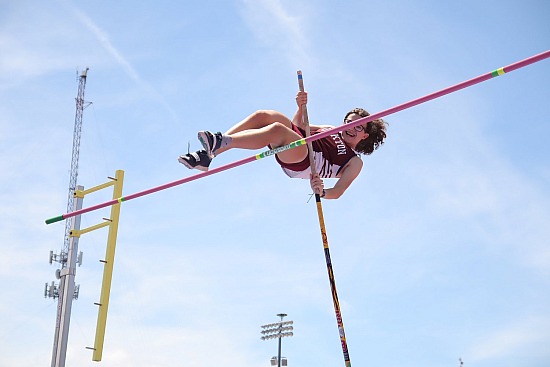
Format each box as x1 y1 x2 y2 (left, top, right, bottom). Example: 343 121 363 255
224 110 293 135
217 110 307 164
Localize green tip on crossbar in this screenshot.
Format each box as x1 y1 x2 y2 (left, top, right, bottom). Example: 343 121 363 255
46 215 65 225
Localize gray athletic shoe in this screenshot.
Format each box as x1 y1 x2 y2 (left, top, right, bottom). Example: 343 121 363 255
198 131 223 157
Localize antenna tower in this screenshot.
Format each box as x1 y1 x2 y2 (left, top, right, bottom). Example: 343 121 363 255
45 68 91 367
63 67 91 265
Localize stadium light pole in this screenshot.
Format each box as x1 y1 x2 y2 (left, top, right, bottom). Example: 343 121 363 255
261 313 294 367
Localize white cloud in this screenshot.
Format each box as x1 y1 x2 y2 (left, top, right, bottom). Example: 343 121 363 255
69 6 141 83
239 0 312 67
66 3 179 121
469 317 550 361
0 6 81 87
397 95 550 276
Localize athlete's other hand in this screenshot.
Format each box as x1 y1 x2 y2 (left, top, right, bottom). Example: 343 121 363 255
309 172 324 196
296 91 308 107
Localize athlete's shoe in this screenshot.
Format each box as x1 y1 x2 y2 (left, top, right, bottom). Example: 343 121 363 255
198 131 223 157
178 150 212 171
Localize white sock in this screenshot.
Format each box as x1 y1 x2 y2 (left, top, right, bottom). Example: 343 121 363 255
219 134 232 149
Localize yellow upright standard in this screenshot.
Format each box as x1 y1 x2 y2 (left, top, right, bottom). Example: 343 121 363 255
91 169 124 361
68 170 124 361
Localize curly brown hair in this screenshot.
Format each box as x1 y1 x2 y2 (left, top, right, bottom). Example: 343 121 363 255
344 108 388 155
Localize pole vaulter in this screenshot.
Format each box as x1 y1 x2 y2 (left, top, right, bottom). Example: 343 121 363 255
46 49 550 225
298 70 352 367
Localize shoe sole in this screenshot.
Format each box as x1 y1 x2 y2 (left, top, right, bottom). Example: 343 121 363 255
178 156 209 172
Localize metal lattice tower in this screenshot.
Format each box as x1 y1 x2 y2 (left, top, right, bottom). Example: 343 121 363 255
61 68 91 266
45 68 91 367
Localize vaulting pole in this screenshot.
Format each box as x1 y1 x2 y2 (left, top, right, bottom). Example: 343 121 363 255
45 50 550 225
298 70 351 367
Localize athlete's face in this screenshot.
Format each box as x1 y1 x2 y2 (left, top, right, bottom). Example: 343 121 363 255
342 113 369 146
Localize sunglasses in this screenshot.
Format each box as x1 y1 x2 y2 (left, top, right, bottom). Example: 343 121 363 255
344 119 366 132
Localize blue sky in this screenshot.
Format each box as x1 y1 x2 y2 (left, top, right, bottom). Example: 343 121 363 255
1 1 549 366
